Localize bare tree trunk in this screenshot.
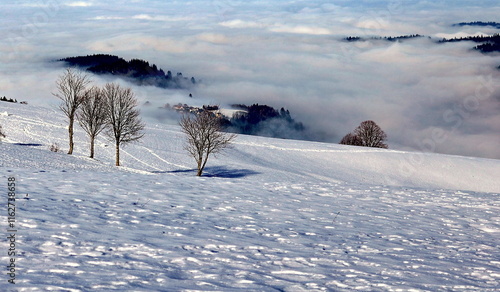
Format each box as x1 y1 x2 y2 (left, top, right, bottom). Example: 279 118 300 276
0 124 5 140
90 135 95 158
115 141 120 166
198 153 210 176
68 117 74 154
196 158 203 176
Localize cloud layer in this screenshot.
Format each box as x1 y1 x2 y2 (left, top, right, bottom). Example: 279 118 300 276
1 0 499 158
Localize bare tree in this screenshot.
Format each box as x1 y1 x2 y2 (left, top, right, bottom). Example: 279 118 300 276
103 83 145 166
354 120 388 148
339 132 363 146
77 86 108 158
179 110 236 176
54 68 91 154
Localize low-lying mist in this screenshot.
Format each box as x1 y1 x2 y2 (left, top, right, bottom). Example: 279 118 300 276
0 0 499 158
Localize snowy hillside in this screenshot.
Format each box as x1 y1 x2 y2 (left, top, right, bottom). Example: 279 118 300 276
1 102 499 291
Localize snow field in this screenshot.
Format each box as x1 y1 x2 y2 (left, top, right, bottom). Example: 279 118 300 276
0 102 499 291
4 169 499 291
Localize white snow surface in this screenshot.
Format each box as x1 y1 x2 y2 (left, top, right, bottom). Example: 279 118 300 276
0 102 499 291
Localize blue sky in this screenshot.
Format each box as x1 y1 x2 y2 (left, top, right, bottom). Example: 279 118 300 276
1 0 499 158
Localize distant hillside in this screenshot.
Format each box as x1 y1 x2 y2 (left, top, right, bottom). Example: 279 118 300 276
162 102 308 141
224 104 306 139
60 54 197 89
439 33 500 53
344 34 425 42
344 25 500 54
344 28 500 68
453 21 500 29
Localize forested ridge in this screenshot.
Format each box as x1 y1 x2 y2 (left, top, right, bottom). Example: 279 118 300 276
60 54 197 89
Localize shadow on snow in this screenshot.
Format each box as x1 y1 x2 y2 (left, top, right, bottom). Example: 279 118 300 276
14 143 43 147
153 166 260 178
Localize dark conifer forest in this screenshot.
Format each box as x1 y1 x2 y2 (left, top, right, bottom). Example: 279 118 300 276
439 33 500 53
223 104 305 139
344 34 424 42
60 54 197 89
453 21 500 29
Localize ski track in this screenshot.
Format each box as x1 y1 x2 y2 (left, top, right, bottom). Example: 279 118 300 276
139 145 191 171
120 148 164 172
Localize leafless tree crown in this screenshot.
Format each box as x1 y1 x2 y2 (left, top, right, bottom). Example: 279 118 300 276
180 111 236 176
354 120 388 148
339 132 363 146
340 120 388 149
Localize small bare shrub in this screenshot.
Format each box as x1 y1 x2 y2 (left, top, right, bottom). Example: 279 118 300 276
49 143 61 153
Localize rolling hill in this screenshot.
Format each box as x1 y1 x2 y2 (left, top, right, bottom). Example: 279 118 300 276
0 101 498 291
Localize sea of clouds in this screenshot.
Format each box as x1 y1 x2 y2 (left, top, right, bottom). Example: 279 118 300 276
1 0 499 158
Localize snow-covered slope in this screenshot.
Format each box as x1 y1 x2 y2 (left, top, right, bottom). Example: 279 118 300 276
0 102 499 291
2 102 498 193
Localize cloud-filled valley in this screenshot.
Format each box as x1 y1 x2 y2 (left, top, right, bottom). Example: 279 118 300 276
1 0 499 158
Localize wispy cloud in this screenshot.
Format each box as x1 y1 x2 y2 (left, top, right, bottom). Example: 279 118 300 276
219 19 267 29
269 25 333 35
132 14 194 22
91 16 125 20
66 1 93 7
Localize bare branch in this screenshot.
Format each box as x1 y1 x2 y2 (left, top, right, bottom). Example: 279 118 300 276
339 132 363 146
354 120 388 148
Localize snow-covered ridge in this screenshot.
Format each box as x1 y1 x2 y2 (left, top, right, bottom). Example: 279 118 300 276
0 102 498 193
0 101 499 291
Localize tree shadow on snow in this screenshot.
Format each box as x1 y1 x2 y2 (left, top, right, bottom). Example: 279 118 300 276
14 143 43 147
203 166 260 178
155 166 260 178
